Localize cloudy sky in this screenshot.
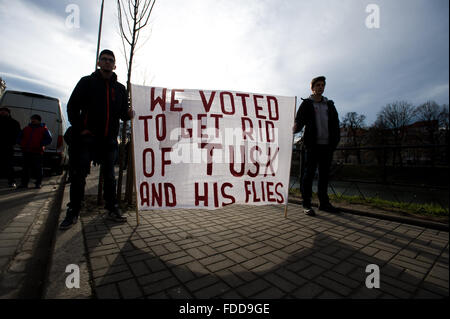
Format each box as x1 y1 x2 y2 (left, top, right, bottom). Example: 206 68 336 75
0 0 448 126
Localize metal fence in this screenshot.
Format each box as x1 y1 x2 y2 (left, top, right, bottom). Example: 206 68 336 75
290 144 449 211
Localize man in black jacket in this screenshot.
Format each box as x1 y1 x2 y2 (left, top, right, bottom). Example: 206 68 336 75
293 76 340 216
60 49 132 230
0 107 21 188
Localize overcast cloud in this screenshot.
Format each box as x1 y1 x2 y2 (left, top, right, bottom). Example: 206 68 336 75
0 0 448 125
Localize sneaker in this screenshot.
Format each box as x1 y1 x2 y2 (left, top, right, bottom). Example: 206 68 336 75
319 203 340 213
8 182 17 189
59 209 79 230
303 204 316 216
106 205 127 223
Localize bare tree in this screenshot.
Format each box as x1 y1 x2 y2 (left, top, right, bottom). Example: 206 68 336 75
116 0 157 204
367 118 389 145
341 112 366 164
0 77 6 97
439 105 449 165
439 104 449 141
414 100 441 145
376 101 415 166
413 100 443 166
366 118 389 166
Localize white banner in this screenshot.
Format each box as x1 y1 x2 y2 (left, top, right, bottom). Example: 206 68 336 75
131 85 295 210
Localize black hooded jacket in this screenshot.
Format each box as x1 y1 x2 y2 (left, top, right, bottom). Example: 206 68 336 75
0 112 21 150
294 97 340 149
67 70 129 141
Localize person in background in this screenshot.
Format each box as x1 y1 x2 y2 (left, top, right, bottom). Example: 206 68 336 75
293 76 341 216
17 114 52 189
0 107 21 188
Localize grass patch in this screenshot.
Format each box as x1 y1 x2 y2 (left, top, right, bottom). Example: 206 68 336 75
288 188 449 222
289 188 302 197
330 194 448 217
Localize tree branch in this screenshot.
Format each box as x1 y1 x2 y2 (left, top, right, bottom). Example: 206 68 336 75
137 0 156 30
117 0 132 45
116 0 157 204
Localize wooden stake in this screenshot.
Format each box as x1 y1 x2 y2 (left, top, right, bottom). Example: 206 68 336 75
125 145 134 203
285 96 297 218
95 0 105 207
128 85 139 226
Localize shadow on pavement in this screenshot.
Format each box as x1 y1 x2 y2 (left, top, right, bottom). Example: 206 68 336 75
53 196 449 299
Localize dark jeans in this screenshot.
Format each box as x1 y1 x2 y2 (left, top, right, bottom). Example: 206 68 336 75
21 152 43 186
68 135 118 214
0 147 16 184
301 144 334 206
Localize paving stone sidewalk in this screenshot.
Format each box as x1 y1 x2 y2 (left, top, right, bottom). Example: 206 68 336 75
0 175 65 298
48 167 449 299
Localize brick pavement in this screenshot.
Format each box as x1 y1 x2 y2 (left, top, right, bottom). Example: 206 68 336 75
61 168 449 299
0 175 65 298
59 167 449 299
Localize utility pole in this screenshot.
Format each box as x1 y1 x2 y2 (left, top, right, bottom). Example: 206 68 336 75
96 0 105 205
95 0 105 71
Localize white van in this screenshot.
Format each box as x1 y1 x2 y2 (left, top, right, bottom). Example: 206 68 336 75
0 90 68 174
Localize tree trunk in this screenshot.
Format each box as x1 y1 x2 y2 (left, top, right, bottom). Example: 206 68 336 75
117 1 138 203
125 141 134 204
117 121 128 201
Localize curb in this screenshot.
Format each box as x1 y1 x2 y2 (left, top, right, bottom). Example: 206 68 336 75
42 177 93 299
28 172 68 298
288 198 449 232
0 173 67 298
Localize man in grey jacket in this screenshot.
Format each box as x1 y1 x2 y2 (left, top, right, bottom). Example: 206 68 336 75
293 76 340 216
